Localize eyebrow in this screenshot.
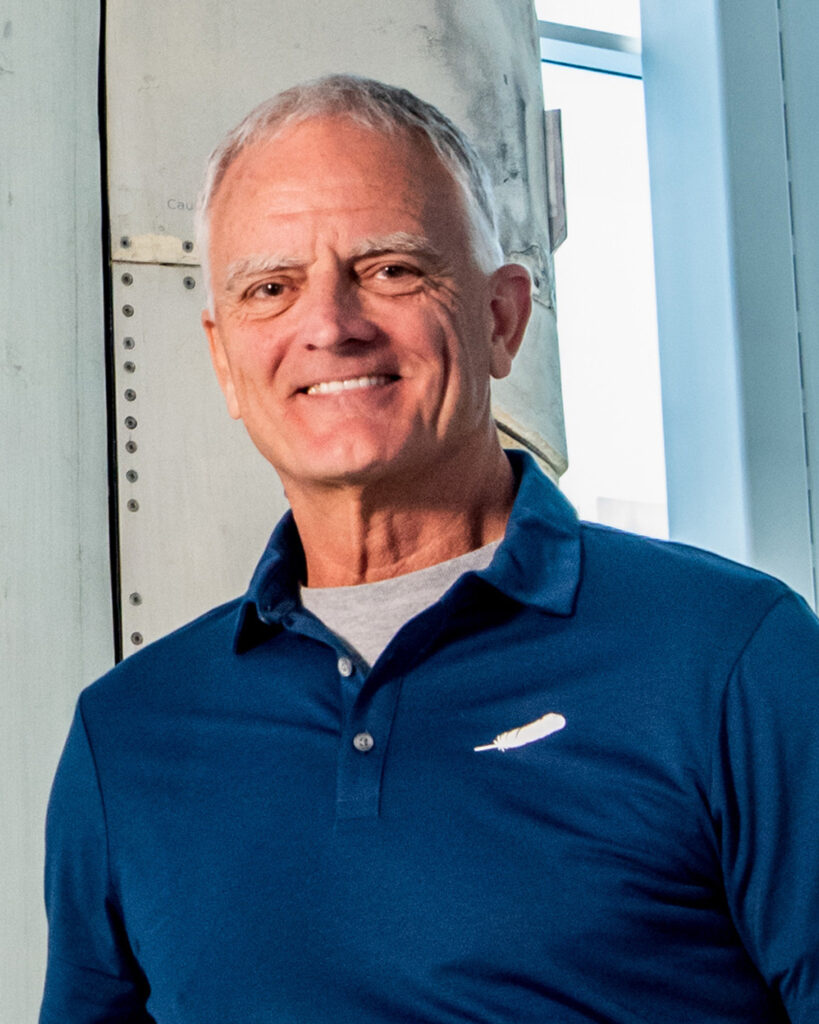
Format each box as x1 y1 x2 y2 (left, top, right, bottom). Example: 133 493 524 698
223 233 446 293
348 232 445 265
223 254 305 293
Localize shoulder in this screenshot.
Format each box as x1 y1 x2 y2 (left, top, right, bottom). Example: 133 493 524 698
79 595 244 716
575 521 803 655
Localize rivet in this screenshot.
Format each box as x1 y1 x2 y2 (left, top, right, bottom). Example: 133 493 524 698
128 592 142 605
120 236 131 248
124 360 136 373
124 388 136 402
125 440 137 453
124 415 137 429
123 336 135 350
125 469 138 483
182 240 194 253
130 632 144 645
122 304 134 317
121 272 133 286
126 498 139 512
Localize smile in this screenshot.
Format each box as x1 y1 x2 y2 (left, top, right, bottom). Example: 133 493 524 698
303 375 397 395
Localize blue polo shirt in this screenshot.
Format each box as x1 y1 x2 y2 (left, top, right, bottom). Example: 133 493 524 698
41 453 819 1023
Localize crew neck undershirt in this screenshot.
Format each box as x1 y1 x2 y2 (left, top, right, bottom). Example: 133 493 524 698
300 540 500 667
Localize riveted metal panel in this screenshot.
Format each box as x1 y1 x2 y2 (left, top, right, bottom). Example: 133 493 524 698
111 263 286 651
105 0 565 650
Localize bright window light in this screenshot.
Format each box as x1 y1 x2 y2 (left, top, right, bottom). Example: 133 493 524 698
543 62 668 538
535 0 642 39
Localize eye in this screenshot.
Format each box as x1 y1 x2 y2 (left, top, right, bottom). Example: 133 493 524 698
362 261 424 295
250 281 287 298
377 264 412 279
238 277 298 318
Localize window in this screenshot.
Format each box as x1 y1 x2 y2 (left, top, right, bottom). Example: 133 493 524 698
537 2 668 538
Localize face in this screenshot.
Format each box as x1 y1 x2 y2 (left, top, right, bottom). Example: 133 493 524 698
203 116 530 499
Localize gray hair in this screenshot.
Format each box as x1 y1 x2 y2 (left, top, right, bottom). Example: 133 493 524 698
195 73 505 304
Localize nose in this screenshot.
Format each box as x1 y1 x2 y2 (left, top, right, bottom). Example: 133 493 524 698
299 267 379 351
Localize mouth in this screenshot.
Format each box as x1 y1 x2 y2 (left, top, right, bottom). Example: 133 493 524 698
301 374 399 396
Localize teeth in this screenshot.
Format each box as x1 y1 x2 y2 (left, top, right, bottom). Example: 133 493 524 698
305 375 393 395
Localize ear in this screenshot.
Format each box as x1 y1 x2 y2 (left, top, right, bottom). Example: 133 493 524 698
487 263 532 379
202 309 241 420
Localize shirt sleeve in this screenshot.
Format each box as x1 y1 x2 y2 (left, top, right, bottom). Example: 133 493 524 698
710 590 819 1023
40 699 155 1024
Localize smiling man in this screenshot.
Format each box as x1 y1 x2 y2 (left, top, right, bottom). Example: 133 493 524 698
41 75 819 1024
201 110 529 585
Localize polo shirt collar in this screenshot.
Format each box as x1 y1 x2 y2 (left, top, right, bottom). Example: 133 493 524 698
479 450 581 616
234 450 581 652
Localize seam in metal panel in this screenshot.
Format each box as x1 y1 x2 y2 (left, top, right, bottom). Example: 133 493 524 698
97 0 123 663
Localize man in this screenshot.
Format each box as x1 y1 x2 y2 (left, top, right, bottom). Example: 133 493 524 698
41 75 819 1023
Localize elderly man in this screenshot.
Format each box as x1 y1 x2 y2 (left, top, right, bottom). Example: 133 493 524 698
42 75 819 1023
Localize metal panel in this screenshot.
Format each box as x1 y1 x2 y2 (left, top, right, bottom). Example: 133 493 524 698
112 263 286 648
105 0 567 651
0 1 113 1017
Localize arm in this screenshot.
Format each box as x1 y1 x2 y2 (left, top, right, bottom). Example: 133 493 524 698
40 701 154 1024
711 591 819 1023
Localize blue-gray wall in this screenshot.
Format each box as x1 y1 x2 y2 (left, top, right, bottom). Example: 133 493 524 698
642 0 818 604
0 2 114 1018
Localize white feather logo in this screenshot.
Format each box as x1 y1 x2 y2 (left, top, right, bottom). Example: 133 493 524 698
474 712 566 752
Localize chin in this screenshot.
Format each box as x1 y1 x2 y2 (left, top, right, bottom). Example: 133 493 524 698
272 438 411 490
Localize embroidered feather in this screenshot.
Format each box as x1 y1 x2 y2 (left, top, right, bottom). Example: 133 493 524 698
474 712 566 752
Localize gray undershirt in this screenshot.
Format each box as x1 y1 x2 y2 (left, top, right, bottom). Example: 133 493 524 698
300 540 500 668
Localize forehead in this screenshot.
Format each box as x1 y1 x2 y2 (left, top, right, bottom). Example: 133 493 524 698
209 116 470 245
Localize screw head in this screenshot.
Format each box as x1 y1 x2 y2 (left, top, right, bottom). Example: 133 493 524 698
130 632 144 645
120 236 131 248
123 336 135 350
122 304 134 317
123 360 136 373
182 240 194 253
128 592 142 605
124 415 137 429
125 469 138 483
183 276 196 290
126 498 139 512
124 388 136 402
125 440 137 453
121 272 133 286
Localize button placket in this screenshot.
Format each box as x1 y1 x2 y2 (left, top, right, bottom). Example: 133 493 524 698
336 666 405 822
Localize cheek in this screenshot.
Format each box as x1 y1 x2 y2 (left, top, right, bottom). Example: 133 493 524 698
225 325 286 392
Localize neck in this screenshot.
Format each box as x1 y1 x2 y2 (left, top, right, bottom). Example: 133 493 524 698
286 440 515 587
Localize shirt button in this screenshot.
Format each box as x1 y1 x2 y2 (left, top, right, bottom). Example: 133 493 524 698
337 656 354 677
352 732 375 753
